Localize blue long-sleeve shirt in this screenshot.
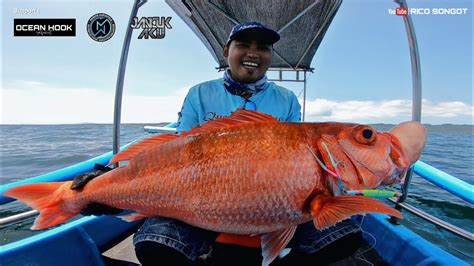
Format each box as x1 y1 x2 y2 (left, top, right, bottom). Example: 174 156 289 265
176 78 301 133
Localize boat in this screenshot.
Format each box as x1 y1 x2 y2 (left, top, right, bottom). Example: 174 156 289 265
1 0 472 265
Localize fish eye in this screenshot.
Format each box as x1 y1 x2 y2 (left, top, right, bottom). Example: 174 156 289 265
353 126 376 145
362 129 373 139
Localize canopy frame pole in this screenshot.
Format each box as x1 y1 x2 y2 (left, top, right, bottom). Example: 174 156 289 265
113 0 147 157
303 71 307 121
390 0 423 225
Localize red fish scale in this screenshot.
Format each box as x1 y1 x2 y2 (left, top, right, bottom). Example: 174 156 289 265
69 123 323 234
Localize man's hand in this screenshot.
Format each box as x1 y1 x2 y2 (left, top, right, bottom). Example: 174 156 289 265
71 164 123 216
70 170 106 190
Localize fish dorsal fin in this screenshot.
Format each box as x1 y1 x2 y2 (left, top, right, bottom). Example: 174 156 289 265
182 110 279 136
261 226 297 266
110 110 277 164
109 134 180 164
310 195 402 230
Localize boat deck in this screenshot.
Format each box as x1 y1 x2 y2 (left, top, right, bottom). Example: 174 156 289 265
102 235 386 265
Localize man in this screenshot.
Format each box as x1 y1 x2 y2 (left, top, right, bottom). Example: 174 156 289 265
174 22 300 133
132 22 362 265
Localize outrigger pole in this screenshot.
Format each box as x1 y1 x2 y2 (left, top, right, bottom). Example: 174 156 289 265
113 0 148 157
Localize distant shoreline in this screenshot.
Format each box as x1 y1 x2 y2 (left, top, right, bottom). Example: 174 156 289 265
1 123 472 126
1 123 472 134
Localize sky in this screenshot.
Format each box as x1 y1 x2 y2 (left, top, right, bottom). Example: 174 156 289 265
1 0 472 125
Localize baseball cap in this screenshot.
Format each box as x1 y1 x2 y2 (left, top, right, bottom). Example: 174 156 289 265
227 21 280 45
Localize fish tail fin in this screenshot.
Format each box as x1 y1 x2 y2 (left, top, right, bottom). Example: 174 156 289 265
310 195 402 230
4 182 77 230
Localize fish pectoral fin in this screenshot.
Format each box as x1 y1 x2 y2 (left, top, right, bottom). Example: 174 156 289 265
310 195 402 230
261 226 297 266
119 212 149 222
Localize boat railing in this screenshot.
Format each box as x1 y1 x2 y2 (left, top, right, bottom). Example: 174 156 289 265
413 161 472 204
387 161 474 241
0 142 134 226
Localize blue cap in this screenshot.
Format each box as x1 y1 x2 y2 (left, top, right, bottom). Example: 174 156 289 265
227 21 280 45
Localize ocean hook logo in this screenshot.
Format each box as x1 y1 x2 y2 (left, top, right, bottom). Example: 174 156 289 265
14 19 76 37
87 13 115 42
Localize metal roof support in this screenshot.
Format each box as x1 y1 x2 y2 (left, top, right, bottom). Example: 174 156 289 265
268 69 312 121
268 68 313 80
113 0 147 157
167 0 342 70
390 0 423 225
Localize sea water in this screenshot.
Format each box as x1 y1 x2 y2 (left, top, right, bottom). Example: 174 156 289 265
0 124 472 263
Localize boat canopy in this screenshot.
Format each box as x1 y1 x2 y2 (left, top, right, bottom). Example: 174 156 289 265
166 0 342 71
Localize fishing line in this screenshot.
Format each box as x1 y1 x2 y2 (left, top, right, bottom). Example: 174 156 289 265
358 214 377 256
306 145 338 177
354 254 374 266
306 144 345 195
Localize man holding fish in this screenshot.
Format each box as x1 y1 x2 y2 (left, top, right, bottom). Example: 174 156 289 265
5 21 427 266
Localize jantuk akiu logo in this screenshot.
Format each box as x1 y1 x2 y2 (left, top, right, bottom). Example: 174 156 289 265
130 16 172 39
87 13 115 42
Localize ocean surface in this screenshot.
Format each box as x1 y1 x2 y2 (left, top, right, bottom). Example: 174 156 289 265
0 124 473 263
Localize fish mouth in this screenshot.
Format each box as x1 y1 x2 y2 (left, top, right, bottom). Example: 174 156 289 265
382 167 408 186
389 121 427 164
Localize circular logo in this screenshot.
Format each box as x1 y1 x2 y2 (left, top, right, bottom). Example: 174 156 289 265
87 13 115 42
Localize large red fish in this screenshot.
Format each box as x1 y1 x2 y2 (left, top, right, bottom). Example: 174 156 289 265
5 110 426 265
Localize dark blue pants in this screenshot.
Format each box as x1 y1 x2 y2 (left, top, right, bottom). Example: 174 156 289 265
133 217 360 262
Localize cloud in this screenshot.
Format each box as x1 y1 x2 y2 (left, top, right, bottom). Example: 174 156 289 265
422 100 473 118
1 80 472 124
1 80 189 124
303 98 473 124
